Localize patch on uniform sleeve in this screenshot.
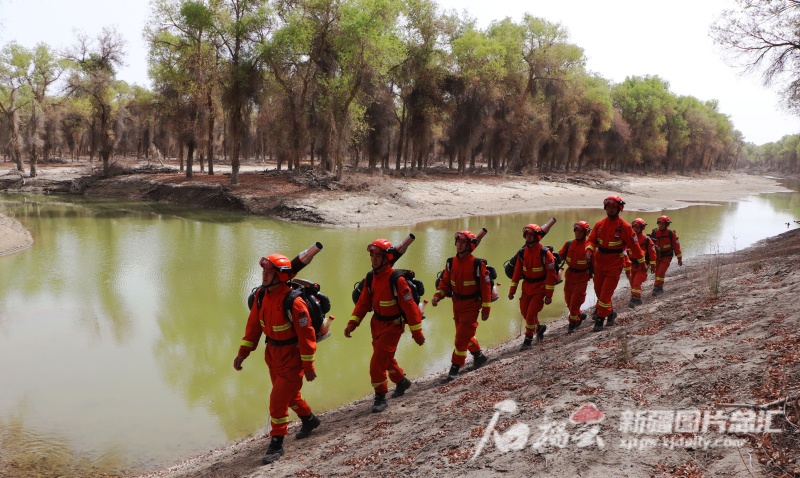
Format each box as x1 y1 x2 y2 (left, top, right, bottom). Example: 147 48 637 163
632 235 639 243
403 290 413 302
298 311 310 327
484 275 490 282
547 262 555 270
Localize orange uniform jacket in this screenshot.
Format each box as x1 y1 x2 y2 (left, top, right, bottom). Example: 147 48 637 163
434 253 492 308
237 283 317 367
632 233 657 266
559 239 590 273
509 243 557 298
348 267 424 341
586 216 645 270
651 228 682 259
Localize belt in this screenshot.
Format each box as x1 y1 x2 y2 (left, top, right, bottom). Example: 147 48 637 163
568 267 589 273
522 276 545 283
452 292 480 300
659 250 674 257
598 246 624 254
374 313 402 322
266 336 298 346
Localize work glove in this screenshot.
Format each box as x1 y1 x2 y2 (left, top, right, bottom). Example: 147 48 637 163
303 362 317 382
678 258 683 266
650 265 656 274
544 296 552 305
481 307 490 321
431 296 440 306
344 323 356 338
233 354 247 371
412 330 425 345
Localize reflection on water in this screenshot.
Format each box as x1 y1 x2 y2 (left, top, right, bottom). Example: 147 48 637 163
0 182 799 476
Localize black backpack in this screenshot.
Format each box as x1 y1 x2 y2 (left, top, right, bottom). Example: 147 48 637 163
351 269 425 318
248 279 332 341
503 245 562 280
434 257 498 302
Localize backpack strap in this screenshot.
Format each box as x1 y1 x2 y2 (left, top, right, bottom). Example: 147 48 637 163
256 285 266 309
560 240 573 269
364 271 375 295
473 257 484 281
283 287 303 323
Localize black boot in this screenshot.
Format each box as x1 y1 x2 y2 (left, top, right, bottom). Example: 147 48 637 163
519 336 533 350
592 317 605 332
606 310 617 327
536 324 547 343
567 321 577 334
469 351 488 371
391 377 412 398
444 363 460 382
295 413 321 439
652 286 663 296
262 436 284 465
371 393 388 413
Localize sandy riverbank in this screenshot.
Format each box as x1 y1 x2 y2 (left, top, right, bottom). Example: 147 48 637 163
291 170 789 228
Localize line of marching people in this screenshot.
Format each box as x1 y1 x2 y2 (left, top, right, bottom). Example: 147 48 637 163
231 194 683 465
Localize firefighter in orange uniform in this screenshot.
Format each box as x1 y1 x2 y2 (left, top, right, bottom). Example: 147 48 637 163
558 221 592 334
345 239 425 413
508 224 558 349
233 254 320 465
627 218 657 308
585 196 645 332
431 230 491 381
651 215 683 295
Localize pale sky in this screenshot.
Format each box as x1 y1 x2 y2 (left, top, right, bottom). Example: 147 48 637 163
2 0 799 145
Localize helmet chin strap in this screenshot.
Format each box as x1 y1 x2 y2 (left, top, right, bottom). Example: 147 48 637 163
372 255 389 273
262 270 283 288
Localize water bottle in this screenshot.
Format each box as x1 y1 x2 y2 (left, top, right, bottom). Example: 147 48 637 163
419 299 428 319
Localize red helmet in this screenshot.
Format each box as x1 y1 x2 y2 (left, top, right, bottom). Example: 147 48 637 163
603 195 625 211
573 221 591 234
631 218 647 229
260 253 293 282
454 230 477 251
657 215 671 225
522 224 543 238
367 238 395 261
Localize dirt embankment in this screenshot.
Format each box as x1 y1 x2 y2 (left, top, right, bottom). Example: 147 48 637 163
141 228 800 478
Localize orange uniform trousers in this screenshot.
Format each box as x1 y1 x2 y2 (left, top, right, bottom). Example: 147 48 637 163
654 255 673 288
592 255 624 318
265 344 311 437
519 282 547 336
628 264 649 299
369 321 405 395
451 298 481 366
564 268 591 323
